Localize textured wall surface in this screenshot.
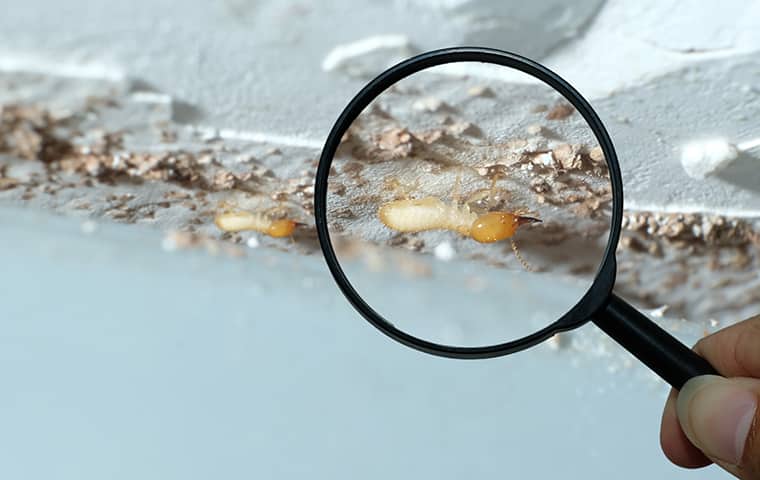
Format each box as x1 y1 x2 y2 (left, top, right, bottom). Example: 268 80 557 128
2 1 759 478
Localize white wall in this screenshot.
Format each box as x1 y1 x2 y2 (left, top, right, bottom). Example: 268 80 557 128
1 2 756 478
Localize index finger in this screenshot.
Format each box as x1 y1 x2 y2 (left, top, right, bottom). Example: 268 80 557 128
693 314 760 378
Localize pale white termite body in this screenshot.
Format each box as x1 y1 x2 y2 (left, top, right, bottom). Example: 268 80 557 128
378 197 475 236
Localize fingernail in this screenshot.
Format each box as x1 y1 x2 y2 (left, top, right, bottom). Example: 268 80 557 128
677 375 757 465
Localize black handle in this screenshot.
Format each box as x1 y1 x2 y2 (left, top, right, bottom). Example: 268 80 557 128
592 293 718 389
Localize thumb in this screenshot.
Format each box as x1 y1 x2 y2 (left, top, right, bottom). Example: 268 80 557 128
677 375 760 475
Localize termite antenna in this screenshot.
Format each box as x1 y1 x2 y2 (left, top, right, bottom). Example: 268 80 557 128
511 239 534 272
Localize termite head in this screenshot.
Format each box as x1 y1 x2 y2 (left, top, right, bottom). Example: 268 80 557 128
267 219 298 238
470 212 541 243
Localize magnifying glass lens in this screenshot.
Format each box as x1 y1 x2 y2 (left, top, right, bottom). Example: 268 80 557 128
325 62 613 348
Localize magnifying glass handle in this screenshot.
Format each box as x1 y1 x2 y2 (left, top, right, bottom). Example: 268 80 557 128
592 294 719 390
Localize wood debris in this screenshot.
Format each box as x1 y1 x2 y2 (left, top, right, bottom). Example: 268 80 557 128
545 102 575 120
374 127 417 158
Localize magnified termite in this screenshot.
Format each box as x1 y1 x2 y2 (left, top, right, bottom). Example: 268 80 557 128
378 175 541 244
214 202 299 238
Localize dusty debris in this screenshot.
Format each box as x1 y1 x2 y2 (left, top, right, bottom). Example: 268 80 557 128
622 211 753 249
412 96 451 113
530 177 551 194
553 143 583 170
467 85 496 98
374 127 417 158
441 117 482 137
1 69 758 327
417 129 444 144
545 102 575 120
0 104 74 162
0 98 316 253
0 177 20 191
213 170 240 190
526 124 543 136
589 146 605 163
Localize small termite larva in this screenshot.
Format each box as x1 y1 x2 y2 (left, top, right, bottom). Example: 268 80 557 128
377 196 540 243
214 211 297 238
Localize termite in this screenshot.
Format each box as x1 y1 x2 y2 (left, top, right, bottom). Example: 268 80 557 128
377 174 541 270
214 209 298 238
378 196 540 243
215 211 297 238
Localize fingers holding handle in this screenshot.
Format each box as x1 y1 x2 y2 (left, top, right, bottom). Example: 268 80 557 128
661 315 760 479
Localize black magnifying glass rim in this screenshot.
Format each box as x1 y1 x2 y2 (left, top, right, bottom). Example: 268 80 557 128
314 46 623 359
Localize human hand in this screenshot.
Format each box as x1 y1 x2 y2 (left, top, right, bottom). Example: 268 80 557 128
660 315 760 479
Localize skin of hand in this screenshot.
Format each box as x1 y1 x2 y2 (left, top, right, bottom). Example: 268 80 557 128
660 315 760 479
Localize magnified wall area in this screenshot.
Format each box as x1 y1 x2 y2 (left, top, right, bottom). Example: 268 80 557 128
323 62 613 348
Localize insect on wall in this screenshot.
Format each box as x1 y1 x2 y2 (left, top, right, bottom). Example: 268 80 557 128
324 62 614 348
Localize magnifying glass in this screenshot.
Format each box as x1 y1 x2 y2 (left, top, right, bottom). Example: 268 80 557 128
314 47 717 390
